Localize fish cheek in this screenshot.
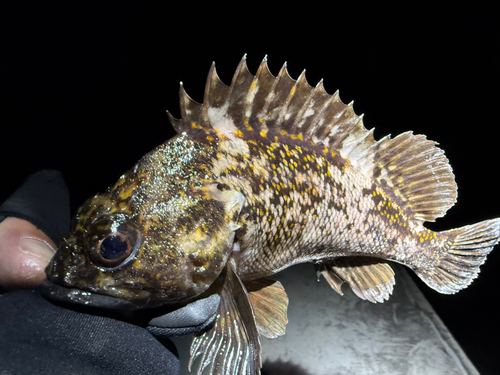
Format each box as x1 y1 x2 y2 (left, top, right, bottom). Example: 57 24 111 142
148 215 233 301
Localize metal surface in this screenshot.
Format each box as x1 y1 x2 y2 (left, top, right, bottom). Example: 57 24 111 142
172 263 478 375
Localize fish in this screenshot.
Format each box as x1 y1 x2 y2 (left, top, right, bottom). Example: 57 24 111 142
42 55 500 374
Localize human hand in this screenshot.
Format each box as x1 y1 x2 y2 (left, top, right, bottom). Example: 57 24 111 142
0 170 70 291
0 217 56 289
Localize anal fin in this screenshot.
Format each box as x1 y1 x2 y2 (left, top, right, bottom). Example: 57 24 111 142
244 279 289 339
189 261 261 374
319 257 395 303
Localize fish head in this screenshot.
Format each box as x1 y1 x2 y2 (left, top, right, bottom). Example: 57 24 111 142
44 153 245 309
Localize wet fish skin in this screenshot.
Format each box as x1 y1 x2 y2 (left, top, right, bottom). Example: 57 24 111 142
44 56 500 374
48 134 245 306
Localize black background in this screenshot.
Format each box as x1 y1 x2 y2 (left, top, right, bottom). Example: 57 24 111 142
1 2 499 373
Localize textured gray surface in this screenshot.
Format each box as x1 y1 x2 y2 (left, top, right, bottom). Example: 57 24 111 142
172 263 478 375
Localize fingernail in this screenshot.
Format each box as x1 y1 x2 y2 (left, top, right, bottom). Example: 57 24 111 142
18 237 56 263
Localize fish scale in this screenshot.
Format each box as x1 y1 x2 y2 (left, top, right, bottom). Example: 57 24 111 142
210 129 425 279
44 56 500 375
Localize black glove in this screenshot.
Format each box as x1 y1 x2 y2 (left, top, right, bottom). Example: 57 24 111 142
146 293 220 337
0 170 70 246
0 170 221 374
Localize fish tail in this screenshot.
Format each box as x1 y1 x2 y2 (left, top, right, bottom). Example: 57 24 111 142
415 218 500 294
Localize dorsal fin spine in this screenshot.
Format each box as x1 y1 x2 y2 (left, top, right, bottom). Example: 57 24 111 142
291 77 324 135
243 57 272 130
179 82 193 125
172 56 458 223
276 69 307 129
226 55 248 107
166 110 184 133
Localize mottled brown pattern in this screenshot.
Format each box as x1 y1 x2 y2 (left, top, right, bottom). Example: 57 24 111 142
47 56 500 305
44 56 500 375
208 130 442 280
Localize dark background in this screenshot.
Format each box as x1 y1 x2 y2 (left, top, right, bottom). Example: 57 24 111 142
1 2 498 373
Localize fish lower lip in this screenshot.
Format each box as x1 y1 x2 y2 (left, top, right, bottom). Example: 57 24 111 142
39 279 139 311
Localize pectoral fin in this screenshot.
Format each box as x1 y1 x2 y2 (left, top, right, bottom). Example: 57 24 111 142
189 260 261 375
244 279 289 339
319 257 395 303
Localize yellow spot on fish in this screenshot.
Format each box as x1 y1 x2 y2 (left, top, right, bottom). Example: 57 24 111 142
118 184 137 200
280 130 288 136
193 227 207 242
249 79 258 92
191 122 202 129
234 130 243 137
206 135 214 141
260 131 267 137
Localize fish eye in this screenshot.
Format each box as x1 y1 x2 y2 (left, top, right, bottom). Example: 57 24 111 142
97 233 131 262
86 215 142 269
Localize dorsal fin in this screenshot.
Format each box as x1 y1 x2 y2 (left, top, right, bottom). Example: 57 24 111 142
367 132 457 221
167 55 458 222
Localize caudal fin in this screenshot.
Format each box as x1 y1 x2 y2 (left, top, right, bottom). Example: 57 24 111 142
416 218 500 294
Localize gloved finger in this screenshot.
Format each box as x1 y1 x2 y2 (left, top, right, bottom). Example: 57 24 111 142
0 217 56 289
147 293 221 337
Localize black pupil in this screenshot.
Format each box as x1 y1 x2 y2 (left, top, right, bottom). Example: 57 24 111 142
100 235 129 260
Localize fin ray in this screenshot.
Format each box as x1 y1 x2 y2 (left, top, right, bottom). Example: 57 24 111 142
189 262 261 374
172 56 458 222
245 279 289 338
415 218 500 294
319 257 395 303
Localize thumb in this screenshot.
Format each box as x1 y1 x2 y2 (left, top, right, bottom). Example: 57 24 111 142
0 217 56 290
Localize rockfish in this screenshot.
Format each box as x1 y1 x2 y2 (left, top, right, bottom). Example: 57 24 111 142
43 56 500 374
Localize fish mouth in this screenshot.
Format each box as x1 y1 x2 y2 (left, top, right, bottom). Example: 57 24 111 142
39 278 141 311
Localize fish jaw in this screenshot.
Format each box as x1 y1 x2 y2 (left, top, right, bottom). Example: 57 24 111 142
44 234 156 309
43 221 233 308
